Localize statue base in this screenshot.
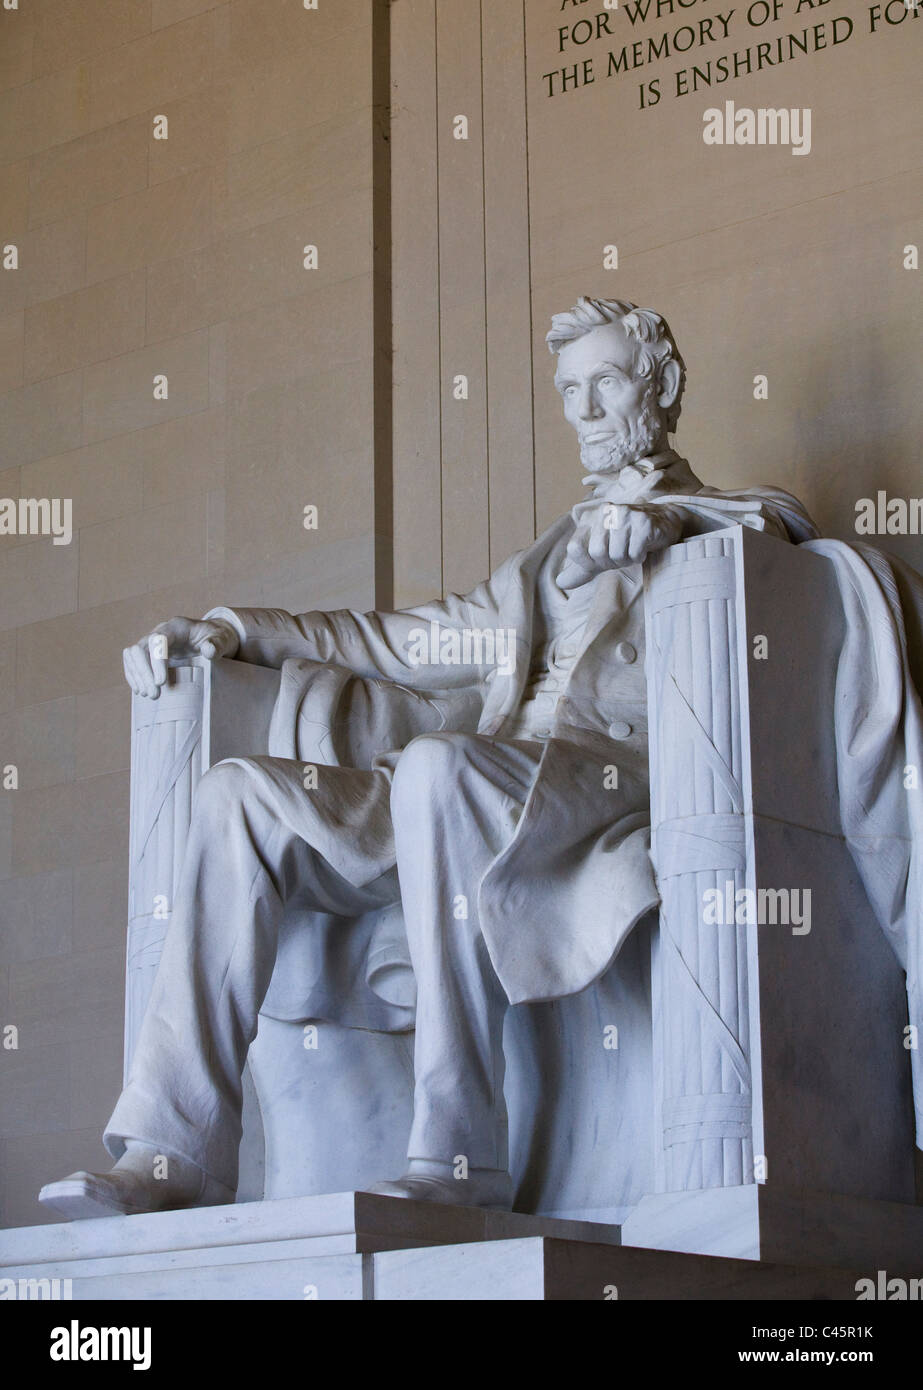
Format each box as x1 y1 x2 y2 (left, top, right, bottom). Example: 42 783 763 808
1 1189 917 1299
621 1183 923 1272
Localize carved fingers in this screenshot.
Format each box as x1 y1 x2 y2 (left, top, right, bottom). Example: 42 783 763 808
559 502 684 589
188 618 238 661
123 639 161 699
605 502 683 566
122 616 238 699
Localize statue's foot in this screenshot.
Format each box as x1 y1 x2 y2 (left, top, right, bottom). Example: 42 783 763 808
38 1143 234 1220
366 1168 513 1210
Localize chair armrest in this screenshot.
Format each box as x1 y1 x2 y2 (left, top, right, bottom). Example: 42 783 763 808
202 656 281 767
642 524 913 1205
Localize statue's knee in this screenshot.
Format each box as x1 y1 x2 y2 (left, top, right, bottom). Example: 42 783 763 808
391 733 476 809
194 757 256 822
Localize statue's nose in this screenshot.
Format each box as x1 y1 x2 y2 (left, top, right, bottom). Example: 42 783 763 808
577 386 602 420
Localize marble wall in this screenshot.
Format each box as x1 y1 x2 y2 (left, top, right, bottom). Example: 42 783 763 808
0 0 387 1227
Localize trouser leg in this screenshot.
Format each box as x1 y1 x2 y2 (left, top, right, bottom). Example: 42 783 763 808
106 755 398 1190
390 733 542 1174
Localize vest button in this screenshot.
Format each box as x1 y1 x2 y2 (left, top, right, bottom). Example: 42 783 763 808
615 641 637 664
608 720 632 739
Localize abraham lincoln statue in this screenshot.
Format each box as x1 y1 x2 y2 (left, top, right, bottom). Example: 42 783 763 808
41 297 825 1219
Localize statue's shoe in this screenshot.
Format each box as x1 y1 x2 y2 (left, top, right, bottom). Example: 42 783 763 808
365 1171 513 1210
38 1168 235 1220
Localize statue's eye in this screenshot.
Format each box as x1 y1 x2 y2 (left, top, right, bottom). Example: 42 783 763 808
564 385 578 397
599 376 616 388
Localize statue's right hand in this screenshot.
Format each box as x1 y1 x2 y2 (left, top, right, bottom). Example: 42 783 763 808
122 616 239 699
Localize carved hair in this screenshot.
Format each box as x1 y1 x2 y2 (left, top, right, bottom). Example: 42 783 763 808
546 296 687 432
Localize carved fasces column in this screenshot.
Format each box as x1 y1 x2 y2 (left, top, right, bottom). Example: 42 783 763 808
645 531 753 1192
124 661 206 1082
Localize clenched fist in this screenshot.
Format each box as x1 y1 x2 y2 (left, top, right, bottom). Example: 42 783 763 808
122 616 239 699
557 500 685 591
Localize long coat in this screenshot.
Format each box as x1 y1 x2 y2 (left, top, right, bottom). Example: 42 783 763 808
207 451 819 1024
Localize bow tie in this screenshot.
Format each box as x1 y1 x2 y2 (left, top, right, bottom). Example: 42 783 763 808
580 448 684 506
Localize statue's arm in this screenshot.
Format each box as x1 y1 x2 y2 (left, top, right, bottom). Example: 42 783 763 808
202 560 513 687
121 551 518 700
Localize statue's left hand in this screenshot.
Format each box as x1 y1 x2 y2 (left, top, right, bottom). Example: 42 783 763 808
122 616 240 699
558 501 684 590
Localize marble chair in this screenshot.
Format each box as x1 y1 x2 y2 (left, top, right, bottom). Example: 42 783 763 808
124 524 918 1259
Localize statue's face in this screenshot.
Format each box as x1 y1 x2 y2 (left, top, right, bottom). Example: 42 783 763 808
554 322 663 474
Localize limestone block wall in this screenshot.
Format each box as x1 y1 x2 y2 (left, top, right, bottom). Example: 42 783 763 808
391 0 923 596
524 0 923 560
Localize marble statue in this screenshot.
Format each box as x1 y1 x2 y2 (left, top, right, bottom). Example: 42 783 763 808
40 296 920 1225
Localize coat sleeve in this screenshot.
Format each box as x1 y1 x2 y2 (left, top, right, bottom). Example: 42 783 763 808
204 553 517 687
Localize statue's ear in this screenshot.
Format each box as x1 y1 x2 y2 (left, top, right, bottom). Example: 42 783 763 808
657 359 681 411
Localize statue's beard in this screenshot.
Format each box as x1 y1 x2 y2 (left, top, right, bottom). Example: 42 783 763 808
577 398 662 475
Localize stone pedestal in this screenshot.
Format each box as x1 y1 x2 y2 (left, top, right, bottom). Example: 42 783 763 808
621 1184 923 1271
0 1193 617 1300
2 1192 914 1300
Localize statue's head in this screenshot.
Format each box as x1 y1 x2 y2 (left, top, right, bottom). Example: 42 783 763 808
547 297 686 474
